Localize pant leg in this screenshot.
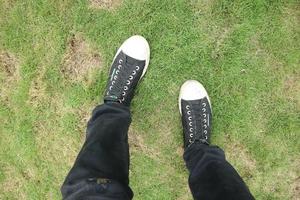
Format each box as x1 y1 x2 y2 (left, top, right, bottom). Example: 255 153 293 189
184 144 255 200
61 103 133 200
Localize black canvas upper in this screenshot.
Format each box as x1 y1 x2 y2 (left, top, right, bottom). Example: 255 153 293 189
181 97 212 148
104 51 146 106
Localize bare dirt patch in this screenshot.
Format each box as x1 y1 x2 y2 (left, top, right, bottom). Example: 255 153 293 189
89 0 122 10
292 176 300 200
128 127 151 154
128 128 146 151
61 34 102 82
0 50 19 79
0 50 20 103
128 127 161 160
28 76 47 107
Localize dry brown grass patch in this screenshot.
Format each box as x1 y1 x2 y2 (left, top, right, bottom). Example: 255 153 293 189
292 176 300 200
0 50 19 77
211 27 232 59
224 135 257 178
176 185 192 200
89 0 122 10
27 76 47 107
128 127 161 160
128 127 149 153
284 73 300 107
290 158 300 200
190 0 216 15
75 104 94 134
282 3 300 32
0 50 20 104
1 165 27 199
0 50 20 80
61 34 102 82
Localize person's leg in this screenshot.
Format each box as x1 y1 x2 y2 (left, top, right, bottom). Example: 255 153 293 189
179 80 254 200
61 35 150 200
61 103 133 199
184 144 254 200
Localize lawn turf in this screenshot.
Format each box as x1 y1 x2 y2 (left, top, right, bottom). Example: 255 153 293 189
0 0 299 199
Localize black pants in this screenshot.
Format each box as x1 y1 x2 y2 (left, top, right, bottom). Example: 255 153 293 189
61 103 254 200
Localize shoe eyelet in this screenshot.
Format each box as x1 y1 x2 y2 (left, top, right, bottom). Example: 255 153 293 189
189 122 192 126
129 75 133 80
132 70 136 76
109 86 113 90
189 128 194 132
202 102 206 107
136 66 140 71
190 133 193 137
205 136 208 140
202 108 206 112
189 139 192 143
204 130 207 134
114 75 118 80
188 116 192 121
116 70 119 75
119 59 123 64
112 81 115 85
203 113 206 118
203 119 207 123
126 80 130 85
122 91 126 96
118 65 122 70
124 86 128 90
122 97 125 101
187 111 191 115
204 124 207 129
186 105 190 109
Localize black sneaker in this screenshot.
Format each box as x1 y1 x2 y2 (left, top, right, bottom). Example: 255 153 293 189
104 35 150 106
179 80 212 148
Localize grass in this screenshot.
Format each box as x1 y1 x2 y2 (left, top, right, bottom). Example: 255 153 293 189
0 0 299 199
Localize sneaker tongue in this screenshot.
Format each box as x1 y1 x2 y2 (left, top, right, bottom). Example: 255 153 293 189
126 56 136 65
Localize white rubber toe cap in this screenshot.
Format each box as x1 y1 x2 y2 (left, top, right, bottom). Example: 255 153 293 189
120 35 150 61
179 80 211 114
117 35 150 77
180 80 208 100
